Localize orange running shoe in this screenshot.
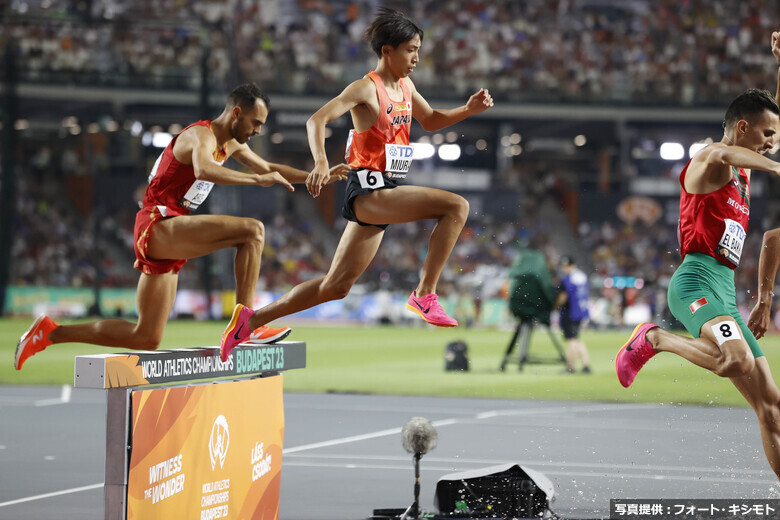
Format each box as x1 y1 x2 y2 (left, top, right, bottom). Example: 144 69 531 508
245 324 292 345
15 315 59 370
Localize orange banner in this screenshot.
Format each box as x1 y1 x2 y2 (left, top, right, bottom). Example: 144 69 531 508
127 376 284 519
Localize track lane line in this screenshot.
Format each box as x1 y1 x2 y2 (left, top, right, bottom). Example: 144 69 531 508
0 483 102 508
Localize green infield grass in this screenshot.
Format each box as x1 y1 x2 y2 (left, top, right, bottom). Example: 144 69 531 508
1 317 778 407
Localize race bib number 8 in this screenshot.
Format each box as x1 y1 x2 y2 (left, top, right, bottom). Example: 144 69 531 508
710 321 741 346
356 170 386 190
716 218 745 266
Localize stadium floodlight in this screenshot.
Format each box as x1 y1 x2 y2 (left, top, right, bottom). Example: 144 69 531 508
152 132 173 148
660 142 684 160
689 142 707 158
412 142 436 160
130 121 143 137
438 144 461 161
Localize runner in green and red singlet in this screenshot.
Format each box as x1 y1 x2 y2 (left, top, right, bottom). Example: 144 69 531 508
616 31 780 479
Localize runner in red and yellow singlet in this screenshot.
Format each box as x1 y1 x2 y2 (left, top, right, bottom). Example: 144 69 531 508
616 31 780 479
15 84 348 369
220 8 494 359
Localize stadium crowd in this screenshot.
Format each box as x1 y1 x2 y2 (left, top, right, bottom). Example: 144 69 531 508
2 0 780 106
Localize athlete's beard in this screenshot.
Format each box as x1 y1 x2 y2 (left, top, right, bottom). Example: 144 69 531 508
231 121 250 144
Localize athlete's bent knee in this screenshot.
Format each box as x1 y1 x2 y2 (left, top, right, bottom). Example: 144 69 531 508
449 195 469 222
320 277 353 301
716 350 755 377
129 330 164 351
245 219 265 246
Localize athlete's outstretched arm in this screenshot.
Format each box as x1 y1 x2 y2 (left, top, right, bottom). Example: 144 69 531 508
232 144 348 186
772 31 780 101
176 126 291 188
748 228 780 339
305 79 374 197
409 79 493 132
701 143 780 177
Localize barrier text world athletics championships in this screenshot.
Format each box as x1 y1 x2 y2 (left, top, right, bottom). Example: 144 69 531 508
73 342 306 389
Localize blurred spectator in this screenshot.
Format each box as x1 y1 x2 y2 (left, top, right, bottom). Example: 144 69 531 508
3 0 779 106
555 256 592 374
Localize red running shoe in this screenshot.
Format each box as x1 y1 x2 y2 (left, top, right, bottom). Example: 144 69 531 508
616 323 659 388
15 315 59 370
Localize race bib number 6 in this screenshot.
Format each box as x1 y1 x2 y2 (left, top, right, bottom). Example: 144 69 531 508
356 170 386 190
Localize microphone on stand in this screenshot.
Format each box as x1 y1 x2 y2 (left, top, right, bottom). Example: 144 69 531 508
400 417 438 520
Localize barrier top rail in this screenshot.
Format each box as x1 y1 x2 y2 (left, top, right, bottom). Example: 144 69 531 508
73 341 306 389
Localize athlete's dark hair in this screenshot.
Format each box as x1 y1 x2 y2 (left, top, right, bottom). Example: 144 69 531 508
723 88 779 129
364 7 423 58
228 83 270 111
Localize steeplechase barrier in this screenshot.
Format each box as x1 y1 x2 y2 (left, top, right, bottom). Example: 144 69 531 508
73 342 306 520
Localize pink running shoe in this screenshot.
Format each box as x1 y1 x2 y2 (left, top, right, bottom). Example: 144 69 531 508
405 291 458 327
220 304 254 362
616 323 659 388
15 315 59 370
246 324 292 345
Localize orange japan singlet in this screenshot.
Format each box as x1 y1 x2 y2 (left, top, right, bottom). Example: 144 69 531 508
345 70 413 177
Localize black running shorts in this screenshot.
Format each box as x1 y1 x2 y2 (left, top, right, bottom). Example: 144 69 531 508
341 169 402 229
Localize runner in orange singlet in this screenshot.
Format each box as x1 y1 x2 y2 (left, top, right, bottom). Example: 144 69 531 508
15 83 347 369
219 9 493 359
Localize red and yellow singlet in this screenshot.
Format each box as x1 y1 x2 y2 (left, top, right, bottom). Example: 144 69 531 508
133 120 227 274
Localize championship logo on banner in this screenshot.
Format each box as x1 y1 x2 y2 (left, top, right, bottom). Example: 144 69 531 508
126 376 284 519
